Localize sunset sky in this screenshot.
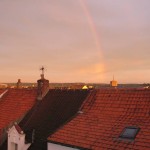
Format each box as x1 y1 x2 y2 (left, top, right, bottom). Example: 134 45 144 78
0 0 150 83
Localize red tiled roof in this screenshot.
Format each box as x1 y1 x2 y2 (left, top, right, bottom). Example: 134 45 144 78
48 89 150 150
0 89 37 129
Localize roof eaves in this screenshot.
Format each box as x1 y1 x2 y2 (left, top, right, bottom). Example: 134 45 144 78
48 140 91 150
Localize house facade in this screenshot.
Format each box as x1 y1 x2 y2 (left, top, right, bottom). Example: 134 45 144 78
7 124 31 150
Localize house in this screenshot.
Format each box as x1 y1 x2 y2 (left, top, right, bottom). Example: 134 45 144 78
7 123 31 150
0 88 37 147
0 70 90 150
3 89 89 150
48 88 150 150
0 71 50 149
69 84 85 90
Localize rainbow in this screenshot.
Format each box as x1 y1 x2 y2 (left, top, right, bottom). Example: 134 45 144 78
79 0 102 57
79 0 105 81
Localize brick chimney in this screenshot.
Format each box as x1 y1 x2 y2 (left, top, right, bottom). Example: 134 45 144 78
37 68 49 100
16 79 22 89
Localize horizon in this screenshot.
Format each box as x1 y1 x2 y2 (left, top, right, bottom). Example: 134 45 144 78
1 81 148 85
0 0 150 83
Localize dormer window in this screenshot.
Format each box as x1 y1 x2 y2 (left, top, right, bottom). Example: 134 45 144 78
119 126 140 140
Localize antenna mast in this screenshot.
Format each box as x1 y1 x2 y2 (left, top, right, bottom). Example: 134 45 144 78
40 66 45 79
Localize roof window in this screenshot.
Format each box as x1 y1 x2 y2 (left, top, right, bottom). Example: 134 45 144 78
119 126 140 140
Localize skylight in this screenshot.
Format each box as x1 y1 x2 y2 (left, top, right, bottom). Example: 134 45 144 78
119 127 140 140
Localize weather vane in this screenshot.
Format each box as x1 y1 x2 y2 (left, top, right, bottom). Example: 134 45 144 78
40 66 45 75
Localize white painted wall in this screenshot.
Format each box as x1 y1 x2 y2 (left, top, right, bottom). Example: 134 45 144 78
8 125 31 150
48 142 79 150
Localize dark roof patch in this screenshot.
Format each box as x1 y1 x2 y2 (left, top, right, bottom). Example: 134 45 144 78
20 89 90 150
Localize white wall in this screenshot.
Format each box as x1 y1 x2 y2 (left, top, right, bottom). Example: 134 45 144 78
48 142 79 150
8 126 31 150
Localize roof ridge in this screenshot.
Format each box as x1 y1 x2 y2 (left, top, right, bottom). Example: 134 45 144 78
79 90 97 111
14 123 24 134
0 89 8 99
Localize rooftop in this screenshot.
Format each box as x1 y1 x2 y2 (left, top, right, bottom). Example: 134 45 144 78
0 89 37 129
48 88 150 149
19 89 89 150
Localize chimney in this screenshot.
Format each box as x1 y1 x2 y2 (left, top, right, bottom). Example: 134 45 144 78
37 67 49 100
16 79 22 89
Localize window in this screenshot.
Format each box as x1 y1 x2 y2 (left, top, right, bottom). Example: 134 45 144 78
14 143 18 150
119 126 140 140
11 142 18 150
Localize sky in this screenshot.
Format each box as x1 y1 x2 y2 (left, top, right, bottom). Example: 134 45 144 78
0 0 150 83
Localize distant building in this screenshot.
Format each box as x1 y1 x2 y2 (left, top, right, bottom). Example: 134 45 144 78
0 83 8 89
16 79 22 89
69 84 85 89
82 85 94 90
110 76 118 87
69 84 94 90
82 85 88 89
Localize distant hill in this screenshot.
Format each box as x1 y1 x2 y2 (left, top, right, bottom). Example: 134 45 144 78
2 82 146 89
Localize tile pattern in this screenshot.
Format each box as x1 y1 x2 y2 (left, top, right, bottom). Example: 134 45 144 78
49 89 150 150
0 89 37 129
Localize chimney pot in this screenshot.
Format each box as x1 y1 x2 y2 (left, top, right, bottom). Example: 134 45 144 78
41 74 44 79
16 79 22 89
